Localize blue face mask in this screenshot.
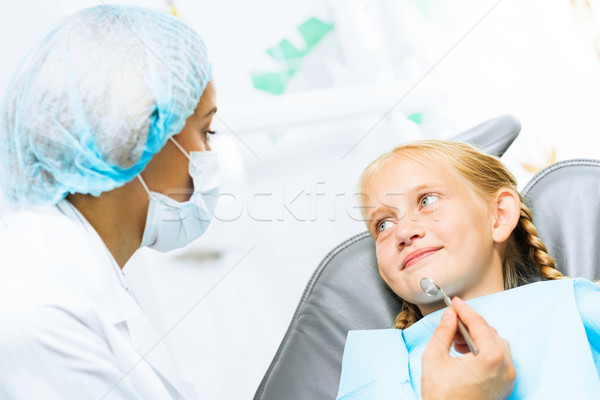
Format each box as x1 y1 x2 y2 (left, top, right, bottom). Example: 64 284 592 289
137 138 219 252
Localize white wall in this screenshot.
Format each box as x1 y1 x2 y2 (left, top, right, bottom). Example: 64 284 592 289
0 1 61 96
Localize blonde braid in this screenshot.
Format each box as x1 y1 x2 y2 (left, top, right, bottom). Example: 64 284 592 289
395 301 422 330
517 199 600 286
517 201 564 281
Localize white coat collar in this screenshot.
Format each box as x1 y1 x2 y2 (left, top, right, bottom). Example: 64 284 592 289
56 200 190 398
2 201 189 398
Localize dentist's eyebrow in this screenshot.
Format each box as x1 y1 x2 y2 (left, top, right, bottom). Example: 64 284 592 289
204 106 217 117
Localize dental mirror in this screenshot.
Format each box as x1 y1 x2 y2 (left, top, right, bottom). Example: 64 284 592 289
420 277 443 298
420 277 479 355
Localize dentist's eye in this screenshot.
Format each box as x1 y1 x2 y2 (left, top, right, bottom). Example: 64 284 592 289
202 130 216 143
420 194 440 208
377 220 395 233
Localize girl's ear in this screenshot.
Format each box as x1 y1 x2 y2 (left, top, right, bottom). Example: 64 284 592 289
491 189 521 243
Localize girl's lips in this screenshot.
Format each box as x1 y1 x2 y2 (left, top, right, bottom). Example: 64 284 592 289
402 247 442 269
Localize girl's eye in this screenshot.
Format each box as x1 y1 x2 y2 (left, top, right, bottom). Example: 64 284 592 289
377 220 395 233
420 194 440 208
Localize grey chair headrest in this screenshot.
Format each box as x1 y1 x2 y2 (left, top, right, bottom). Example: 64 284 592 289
451 114 520 157
522 159 600 281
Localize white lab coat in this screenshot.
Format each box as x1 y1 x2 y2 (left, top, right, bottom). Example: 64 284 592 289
0 201 196 399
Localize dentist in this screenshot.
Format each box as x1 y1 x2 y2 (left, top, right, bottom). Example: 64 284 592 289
0 6 217 399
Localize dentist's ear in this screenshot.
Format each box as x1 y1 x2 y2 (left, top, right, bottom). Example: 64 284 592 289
491 189 521 243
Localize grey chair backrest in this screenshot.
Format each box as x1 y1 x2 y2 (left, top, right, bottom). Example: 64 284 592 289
522 159 600 281
253 115 521 400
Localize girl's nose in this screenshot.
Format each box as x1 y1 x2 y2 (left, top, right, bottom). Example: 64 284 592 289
394 218 425 247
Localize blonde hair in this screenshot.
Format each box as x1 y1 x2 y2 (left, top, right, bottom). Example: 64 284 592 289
359 140 564 330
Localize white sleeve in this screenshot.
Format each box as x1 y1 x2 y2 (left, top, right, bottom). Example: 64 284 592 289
0 304 144 400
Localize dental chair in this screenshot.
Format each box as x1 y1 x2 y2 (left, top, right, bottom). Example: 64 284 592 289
253 115 600 400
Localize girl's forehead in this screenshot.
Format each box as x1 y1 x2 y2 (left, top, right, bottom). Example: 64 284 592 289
369 154 459 191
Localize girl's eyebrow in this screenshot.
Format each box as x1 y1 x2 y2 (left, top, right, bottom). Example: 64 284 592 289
365 181 451 220
411 181 451 194
366 204 396 223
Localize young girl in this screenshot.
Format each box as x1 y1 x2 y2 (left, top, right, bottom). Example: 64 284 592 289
336 140 600 399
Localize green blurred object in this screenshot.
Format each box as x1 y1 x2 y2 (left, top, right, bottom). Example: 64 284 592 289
297 17 334 54
252 17 334 95
251 69 299 95
266 18 334 61
412 0 436 20
408 112 423 125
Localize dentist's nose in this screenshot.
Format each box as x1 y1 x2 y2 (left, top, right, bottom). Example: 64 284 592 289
394 218 425 247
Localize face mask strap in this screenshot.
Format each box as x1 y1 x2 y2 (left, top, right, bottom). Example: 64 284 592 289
136 175 152 197
169 137 193 161
169 137 203 172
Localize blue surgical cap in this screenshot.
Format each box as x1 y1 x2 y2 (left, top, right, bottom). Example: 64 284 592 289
0 5 212 205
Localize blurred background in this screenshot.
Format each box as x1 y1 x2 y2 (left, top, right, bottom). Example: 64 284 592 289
2 0 600 398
